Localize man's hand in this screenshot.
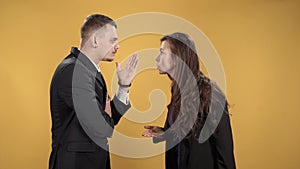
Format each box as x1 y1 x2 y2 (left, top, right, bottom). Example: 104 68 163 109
116 53 139 87
105 94 112 117
142 125 164 137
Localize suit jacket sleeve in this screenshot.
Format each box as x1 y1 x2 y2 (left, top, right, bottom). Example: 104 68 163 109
110 96 131 125
211 109 236 169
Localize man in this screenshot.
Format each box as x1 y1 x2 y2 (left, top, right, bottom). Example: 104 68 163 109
49 14 139 169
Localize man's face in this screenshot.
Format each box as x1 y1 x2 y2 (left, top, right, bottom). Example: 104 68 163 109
156 41 175 75
96 24 120 62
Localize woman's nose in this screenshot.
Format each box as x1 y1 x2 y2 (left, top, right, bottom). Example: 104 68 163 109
155 55 160 62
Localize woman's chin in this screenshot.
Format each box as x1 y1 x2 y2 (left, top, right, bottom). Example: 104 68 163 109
158 70 167 74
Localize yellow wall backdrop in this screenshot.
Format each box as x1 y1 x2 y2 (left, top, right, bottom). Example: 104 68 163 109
1 0 300 168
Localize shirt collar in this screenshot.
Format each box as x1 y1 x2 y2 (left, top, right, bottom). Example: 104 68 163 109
78 49 101 72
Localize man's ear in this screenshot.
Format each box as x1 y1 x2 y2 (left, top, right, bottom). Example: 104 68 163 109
93 35 98 48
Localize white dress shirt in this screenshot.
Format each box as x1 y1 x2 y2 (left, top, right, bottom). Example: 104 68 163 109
84 54 129 105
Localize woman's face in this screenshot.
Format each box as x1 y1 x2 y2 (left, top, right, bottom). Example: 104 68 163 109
156 41 175 75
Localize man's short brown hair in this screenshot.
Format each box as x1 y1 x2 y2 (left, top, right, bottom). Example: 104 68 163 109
81 14 117 42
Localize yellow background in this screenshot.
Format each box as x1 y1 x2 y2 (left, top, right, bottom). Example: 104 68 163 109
1 0 300 168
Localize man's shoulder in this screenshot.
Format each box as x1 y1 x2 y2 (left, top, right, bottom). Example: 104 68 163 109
60 55 77 69
50 54 77 84
55 55 77 74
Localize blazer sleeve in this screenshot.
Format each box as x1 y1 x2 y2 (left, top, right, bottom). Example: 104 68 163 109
110 96 131 125
211 109 236 169
152 120 169 144
57 63 114 143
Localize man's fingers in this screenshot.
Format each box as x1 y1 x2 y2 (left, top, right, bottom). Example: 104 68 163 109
133 53 138 67
119 53 139 72
116 62 121 72
126 54 134 68
129 53 138 67
133 57 139 71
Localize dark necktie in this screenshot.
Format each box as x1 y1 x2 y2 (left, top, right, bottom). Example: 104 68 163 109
96 71 107 91
95 71 107 107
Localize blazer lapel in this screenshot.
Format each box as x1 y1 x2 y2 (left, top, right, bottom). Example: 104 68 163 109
71 47 107 108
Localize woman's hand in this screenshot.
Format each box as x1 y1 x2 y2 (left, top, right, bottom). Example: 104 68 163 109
142 125 164 137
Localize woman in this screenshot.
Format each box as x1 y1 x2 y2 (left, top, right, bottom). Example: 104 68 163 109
142 32 236 169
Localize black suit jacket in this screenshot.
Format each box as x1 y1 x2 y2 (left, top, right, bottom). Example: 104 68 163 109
164 110 236 169
49 47 130 169
154 83 236 169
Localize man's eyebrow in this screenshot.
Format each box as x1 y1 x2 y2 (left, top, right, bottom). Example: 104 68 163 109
112 37 118 41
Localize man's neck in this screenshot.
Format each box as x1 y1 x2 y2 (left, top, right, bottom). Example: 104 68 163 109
79 47 100 65
79 47 101 72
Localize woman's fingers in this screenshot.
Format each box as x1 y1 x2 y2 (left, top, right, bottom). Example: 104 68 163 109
144 125 154 129
142 131 152 137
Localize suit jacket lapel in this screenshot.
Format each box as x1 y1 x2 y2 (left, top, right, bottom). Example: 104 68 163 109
71 47 107 108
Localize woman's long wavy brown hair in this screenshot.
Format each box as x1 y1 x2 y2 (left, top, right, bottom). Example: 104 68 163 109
161 32 227 140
